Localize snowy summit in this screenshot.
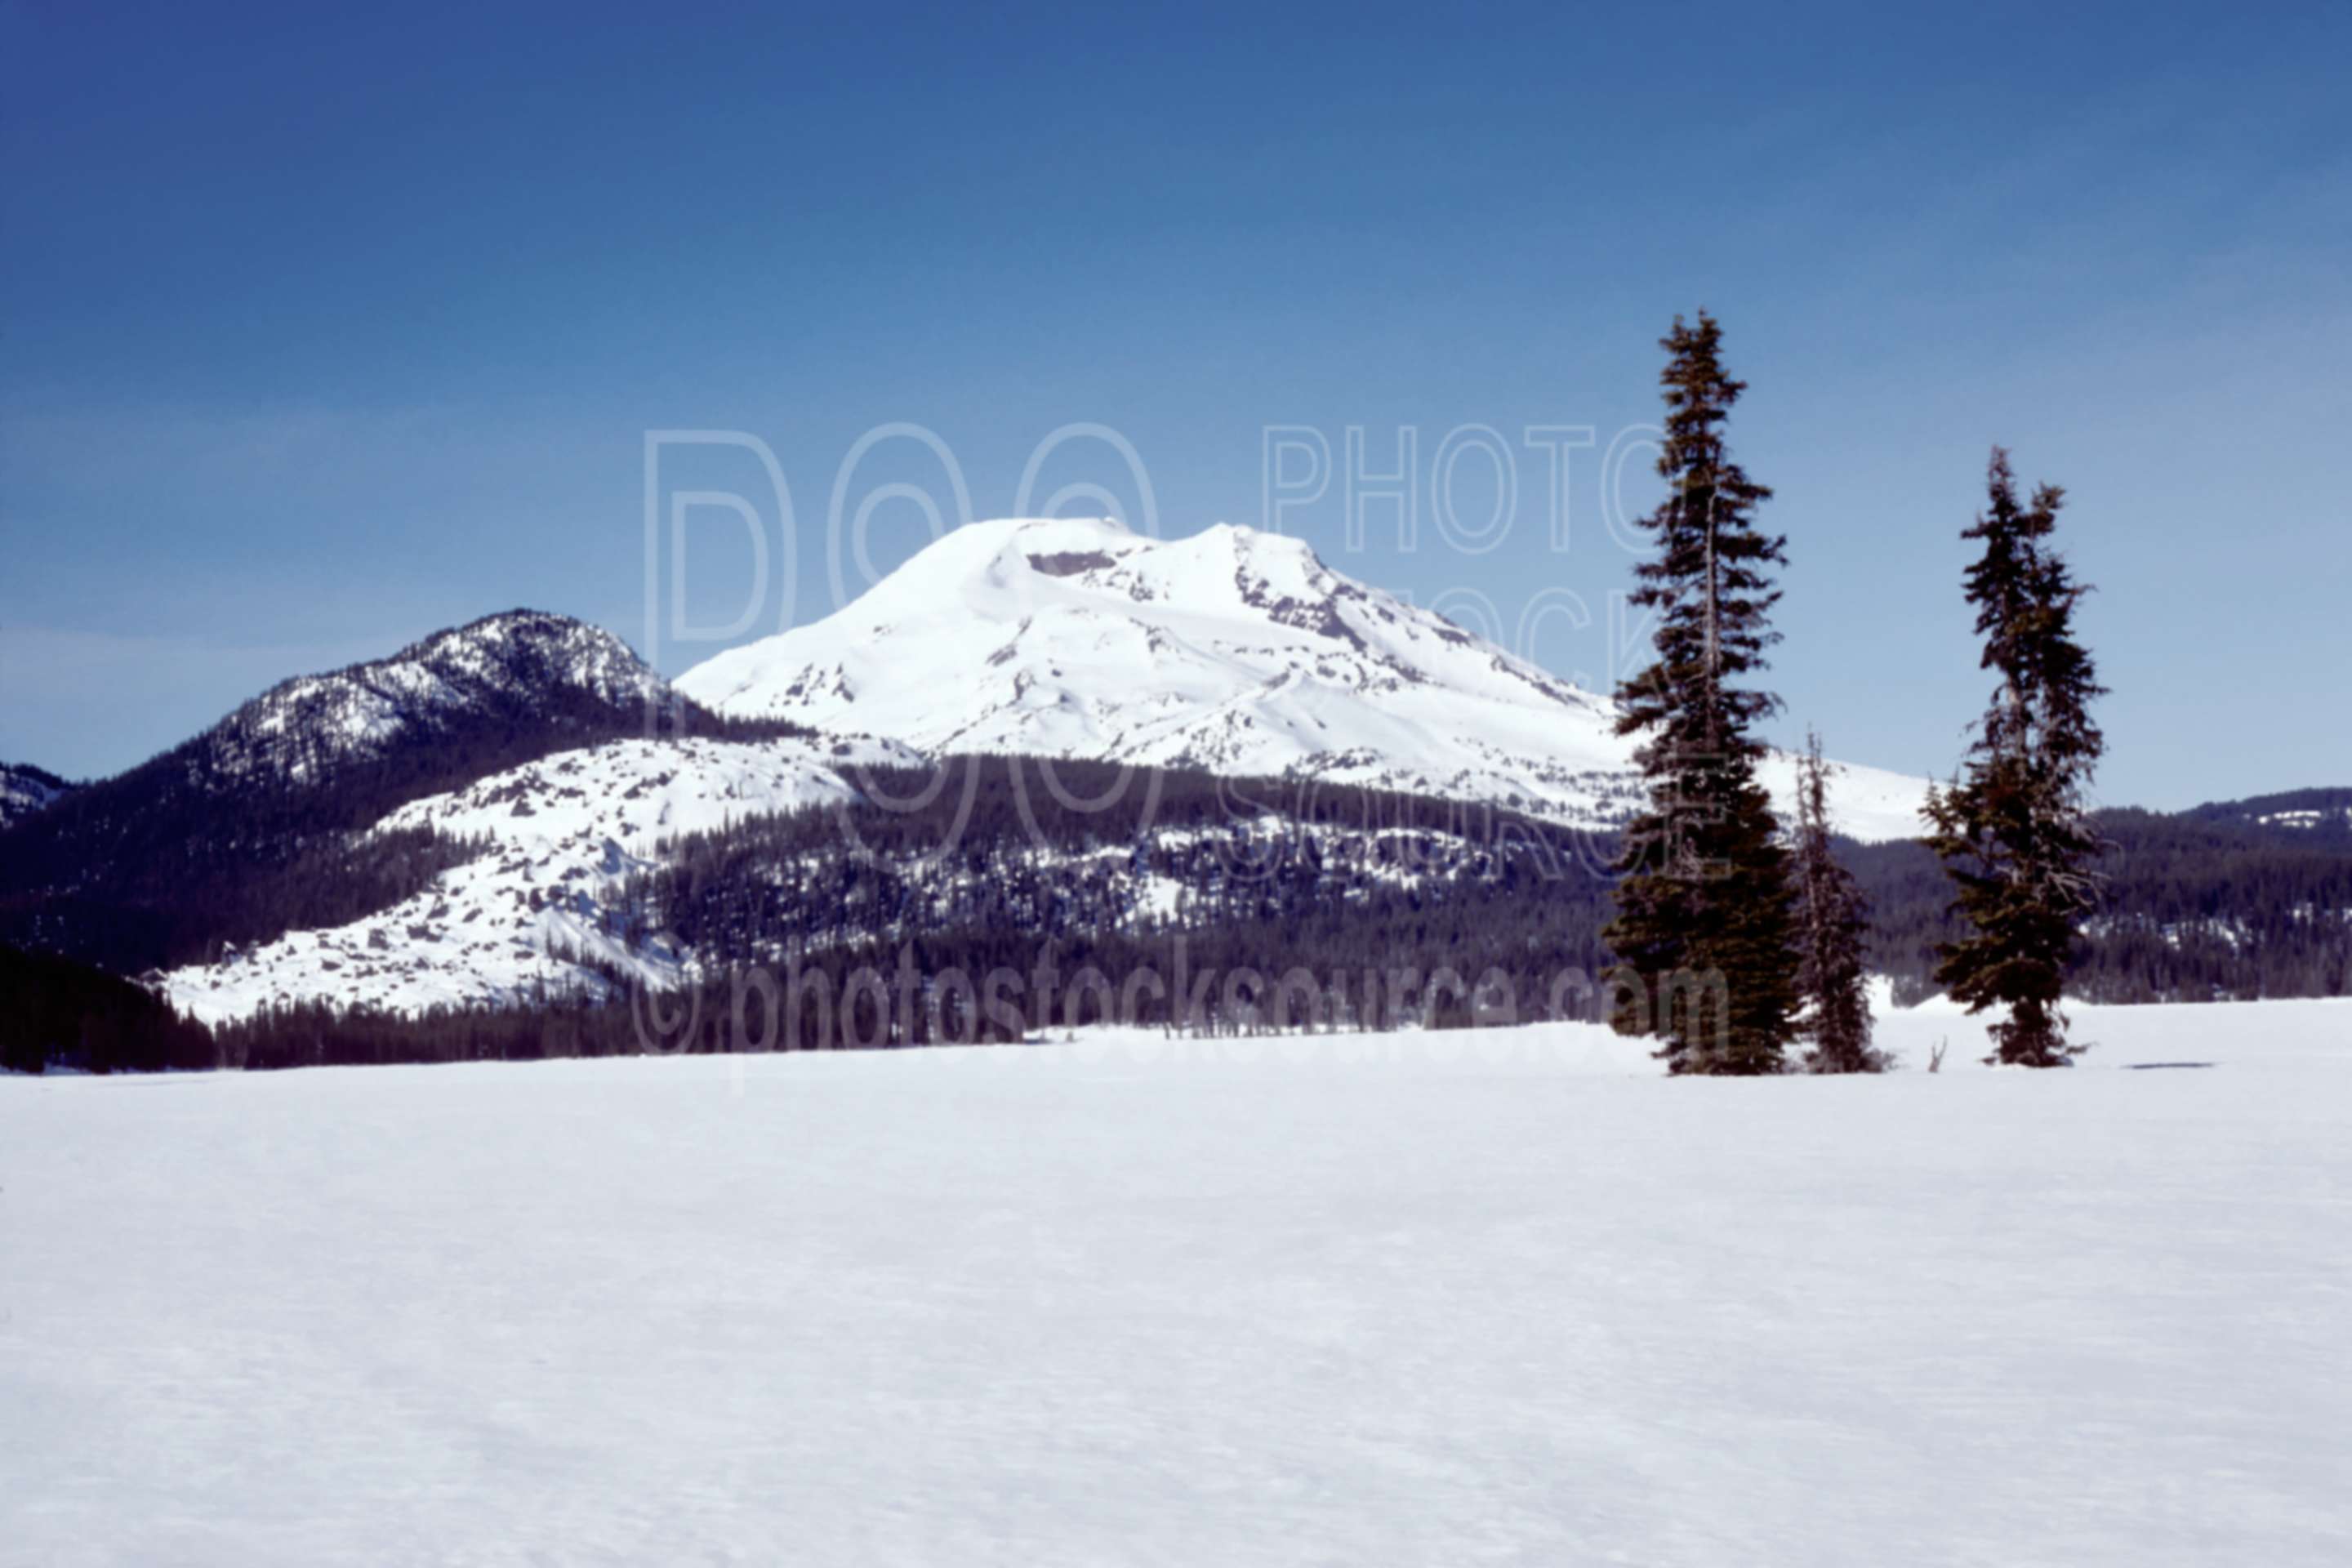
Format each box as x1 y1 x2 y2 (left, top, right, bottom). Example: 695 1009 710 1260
679 517 1931 840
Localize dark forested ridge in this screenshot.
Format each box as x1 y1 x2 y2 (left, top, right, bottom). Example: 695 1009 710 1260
637 756 1616 972
2179 786 2352 840
639 761 2349 1022
0 612 803 973
1851 799 2352 1004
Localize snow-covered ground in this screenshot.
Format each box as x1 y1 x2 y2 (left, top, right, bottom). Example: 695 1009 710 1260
3 998 2346 1566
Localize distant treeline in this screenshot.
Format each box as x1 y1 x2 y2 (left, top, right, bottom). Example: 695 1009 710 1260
0 945 215 1074
202 928 1577 1071
1851 804 2352 1004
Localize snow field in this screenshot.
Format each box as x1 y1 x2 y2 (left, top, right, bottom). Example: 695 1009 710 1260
2 997 2345 1566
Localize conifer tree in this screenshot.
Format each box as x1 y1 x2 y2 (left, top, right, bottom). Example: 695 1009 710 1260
1791 730 1881 1072
1926 449 2107 1066
1605 313 1799 1074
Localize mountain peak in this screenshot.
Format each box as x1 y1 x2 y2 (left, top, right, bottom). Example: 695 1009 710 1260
674 519 1929 840
372 608 652 688
0 611 688 971
185 610 669 790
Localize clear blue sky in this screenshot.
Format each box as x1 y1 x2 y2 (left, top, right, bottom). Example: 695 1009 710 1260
4 0 2347 808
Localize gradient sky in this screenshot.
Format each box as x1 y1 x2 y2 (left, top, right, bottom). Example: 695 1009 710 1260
4 0 2347 808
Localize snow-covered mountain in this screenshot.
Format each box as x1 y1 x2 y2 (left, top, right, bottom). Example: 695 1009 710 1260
0 763 75 831
678 517 1930 841
127 537 1935 1024
199 608 673 786
0 610 739 974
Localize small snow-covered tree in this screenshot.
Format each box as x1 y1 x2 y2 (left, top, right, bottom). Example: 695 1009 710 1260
1790 730 1882 1072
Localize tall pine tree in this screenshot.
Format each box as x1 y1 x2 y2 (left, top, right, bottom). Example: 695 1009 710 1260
1605 313 1798 1074
1926 449 2107 1066
1791 730 1881 1072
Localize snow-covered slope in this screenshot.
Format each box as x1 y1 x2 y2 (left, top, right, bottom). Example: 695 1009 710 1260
161 733 914 1025
678 518 1930 840
0 761 74 830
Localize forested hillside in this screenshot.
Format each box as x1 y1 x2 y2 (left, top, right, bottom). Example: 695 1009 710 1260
641 761 2350 1015
1850 804 2352 1003
0 613 802 973
639 755 1614 969
2180 786 2352 839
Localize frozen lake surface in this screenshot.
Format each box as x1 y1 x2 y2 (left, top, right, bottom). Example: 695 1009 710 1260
3 999 2347 1565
